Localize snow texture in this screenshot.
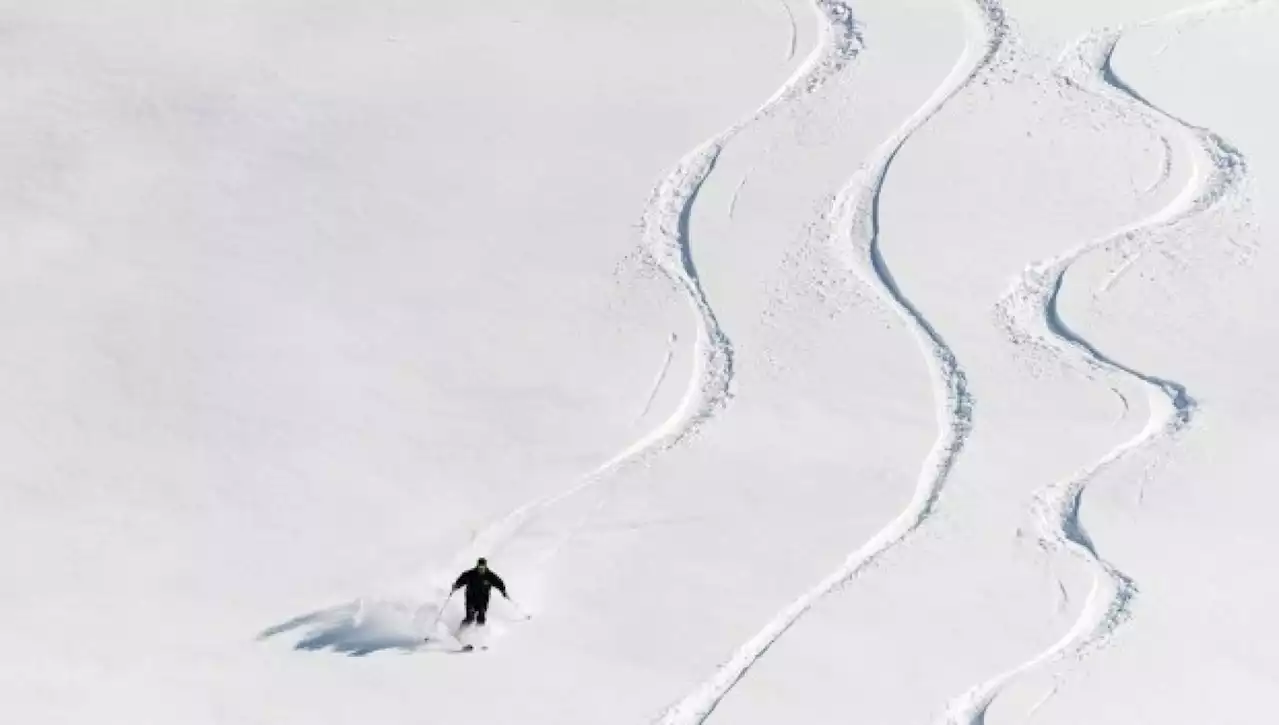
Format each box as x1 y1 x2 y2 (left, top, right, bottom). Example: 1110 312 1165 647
0 0 1273 723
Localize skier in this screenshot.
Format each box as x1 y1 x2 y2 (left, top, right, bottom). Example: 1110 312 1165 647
452 557 509 627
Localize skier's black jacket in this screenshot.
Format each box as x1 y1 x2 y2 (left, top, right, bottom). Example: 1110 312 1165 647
453 567 507 605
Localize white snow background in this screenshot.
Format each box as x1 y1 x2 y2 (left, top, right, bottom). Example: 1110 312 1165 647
0 0 1274 723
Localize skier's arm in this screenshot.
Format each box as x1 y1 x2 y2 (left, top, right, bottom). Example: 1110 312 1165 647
452 571 469 592
489 572 508 598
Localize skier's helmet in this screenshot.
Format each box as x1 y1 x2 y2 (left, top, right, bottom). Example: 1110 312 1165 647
477 557 488 569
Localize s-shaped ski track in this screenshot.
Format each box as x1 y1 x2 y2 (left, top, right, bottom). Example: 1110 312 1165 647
652 2 1006 722
449 0 865 581
942 9 1250 722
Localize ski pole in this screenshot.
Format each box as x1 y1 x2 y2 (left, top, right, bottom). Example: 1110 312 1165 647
425 589 455 638
506 596 532 620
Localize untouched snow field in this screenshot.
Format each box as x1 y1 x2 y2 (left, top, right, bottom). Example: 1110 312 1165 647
0 1 1274 723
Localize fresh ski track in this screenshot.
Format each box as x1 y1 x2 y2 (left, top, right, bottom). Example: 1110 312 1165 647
1097 0 1259 292
448 0 862 581
777 0 799 61
941 15 1249 724
637 332 680 421
652 2 1006 723
1138 136 1173 196
726 168 754 220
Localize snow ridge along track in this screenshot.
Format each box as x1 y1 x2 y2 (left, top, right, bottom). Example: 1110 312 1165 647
651 2 1006 723
450 0 863 576
943 19 1249 724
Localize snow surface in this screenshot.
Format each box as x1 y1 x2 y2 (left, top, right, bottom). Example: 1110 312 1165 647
0 1 1274 723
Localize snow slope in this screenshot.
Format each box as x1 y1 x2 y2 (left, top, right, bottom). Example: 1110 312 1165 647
0 1 1273 723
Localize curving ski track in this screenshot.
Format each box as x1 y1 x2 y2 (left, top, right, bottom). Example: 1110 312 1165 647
449 0 863 580
1138 136 1173 196
943 16 1249 724
770 0 800 61
638 332 680 421
1094 3 1255 293
726 168 753 220
652 2 1006 723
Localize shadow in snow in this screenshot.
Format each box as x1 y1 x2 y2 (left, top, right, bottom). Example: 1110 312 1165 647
259 598 459 657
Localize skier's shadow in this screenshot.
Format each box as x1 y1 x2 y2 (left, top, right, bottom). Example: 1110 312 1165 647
259 598 455 656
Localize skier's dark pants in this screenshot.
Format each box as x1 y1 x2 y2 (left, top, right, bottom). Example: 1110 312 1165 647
463 591 490 625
